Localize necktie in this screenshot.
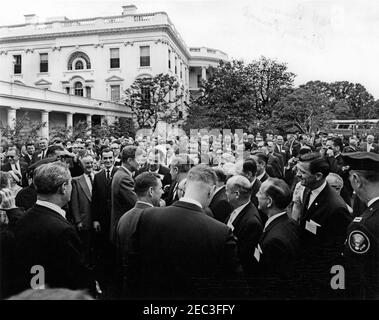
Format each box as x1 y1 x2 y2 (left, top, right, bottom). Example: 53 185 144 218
106 169 110 182
227 210 238 229
300 187 312 226
88 173 93 185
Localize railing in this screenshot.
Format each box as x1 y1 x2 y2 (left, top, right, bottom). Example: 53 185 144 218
0 12 187 49
0 80 128 113
189 47 228 60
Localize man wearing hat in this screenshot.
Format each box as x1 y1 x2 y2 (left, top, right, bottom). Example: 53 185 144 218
342 152 379 299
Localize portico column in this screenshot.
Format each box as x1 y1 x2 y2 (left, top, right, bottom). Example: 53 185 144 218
86 114 92 136
41 110 49 139
7 108 17 129
66 112 73 137
100 115 106 126
201 66 207 81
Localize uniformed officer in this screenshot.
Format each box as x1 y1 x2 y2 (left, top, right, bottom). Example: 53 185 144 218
342 152 379 299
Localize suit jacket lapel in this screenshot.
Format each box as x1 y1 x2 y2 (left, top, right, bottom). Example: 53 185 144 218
78 175 91 201
306 184 329 218
260 213 287 241
232 202 251 228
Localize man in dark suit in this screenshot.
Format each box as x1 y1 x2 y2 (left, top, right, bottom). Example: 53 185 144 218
325 137 353 206
164 154 193 206
252 178 301 299
296 152 352 299
20 142 35 166
135 148 172 190
240 158 261 209
1 148 28 187
12 162 95 296
251 152 270 183
225 175 264 276
126 165 242 299
31 137 49 164
110 146 138 244
69 154 95 266
359 135 379 153
207 168 233 223
274 135 291 163
92 148 117 276
117 172 163 298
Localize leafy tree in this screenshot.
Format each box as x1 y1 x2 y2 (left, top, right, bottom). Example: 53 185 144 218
247 56 296 120
123 73 186 131
185 57 295 133
300 80 375 119
272 87 334 134
1 112 44 148
328 81 375 119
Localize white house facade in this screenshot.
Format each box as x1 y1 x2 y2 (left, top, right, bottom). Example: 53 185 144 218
0 5 228 138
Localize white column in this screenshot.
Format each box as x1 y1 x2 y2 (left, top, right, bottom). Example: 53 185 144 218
201 66 207 81
66 112 73 137
86 114 92 136
41 110 49 139
7 108 17 129
100 115 106 126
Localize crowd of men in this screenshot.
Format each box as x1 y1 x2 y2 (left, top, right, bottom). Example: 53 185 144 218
0 130 378 300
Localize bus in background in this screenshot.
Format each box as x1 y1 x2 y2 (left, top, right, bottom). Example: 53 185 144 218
327 119 379 138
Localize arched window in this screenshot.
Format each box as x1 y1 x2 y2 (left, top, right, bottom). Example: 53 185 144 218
75 60 84 70
74 82 83 96
67 51 91 70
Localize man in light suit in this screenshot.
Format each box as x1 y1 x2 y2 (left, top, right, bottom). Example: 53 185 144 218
359 135 379 153
69 154 95 267
126 165 243 299
117 172 163 298
225 175 264 276
110 146 138 244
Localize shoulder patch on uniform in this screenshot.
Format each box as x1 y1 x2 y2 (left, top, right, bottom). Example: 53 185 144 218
353 217 363 222
348 230 370 254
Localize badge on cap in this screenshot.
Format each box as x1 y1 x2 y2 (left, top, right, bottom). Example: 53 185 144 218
348 230 370 254
353 217 362 222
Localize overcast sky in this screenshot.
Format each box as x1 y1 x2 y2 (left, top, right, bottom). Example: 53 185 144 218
2 0 379 98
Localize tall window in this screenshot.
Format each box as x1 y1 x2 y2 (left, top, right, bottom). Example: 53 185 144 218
110 48 120 68
110 85 120 101
75 60 84 70
13 55 21 74
86 87 91 99
141 86 151 106
74 82 83 96
174 56 177 74
65 87 70 94
140 46 150 67
180 62 183 79
40 53 48 72
168 49 171 69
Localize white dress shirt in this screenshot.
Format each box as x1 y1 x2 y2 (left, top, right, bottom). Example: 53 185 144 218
307 181 327 209
263 211 286 232
179 197 203 209
36 200 66 219
84 172 94 194
368 196 379 207
227 201 250 229
257 170 266 182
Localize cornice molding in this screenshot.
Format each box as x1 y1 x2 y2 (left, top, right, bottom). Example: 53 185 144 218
0 24 191 59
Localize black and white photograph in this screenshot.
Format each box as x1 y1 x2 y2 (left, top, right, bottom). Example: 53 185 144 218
0 0 379 311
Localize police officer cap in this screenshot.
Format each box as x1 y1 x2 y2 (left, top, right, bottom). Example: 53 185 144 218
342 152 379 172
